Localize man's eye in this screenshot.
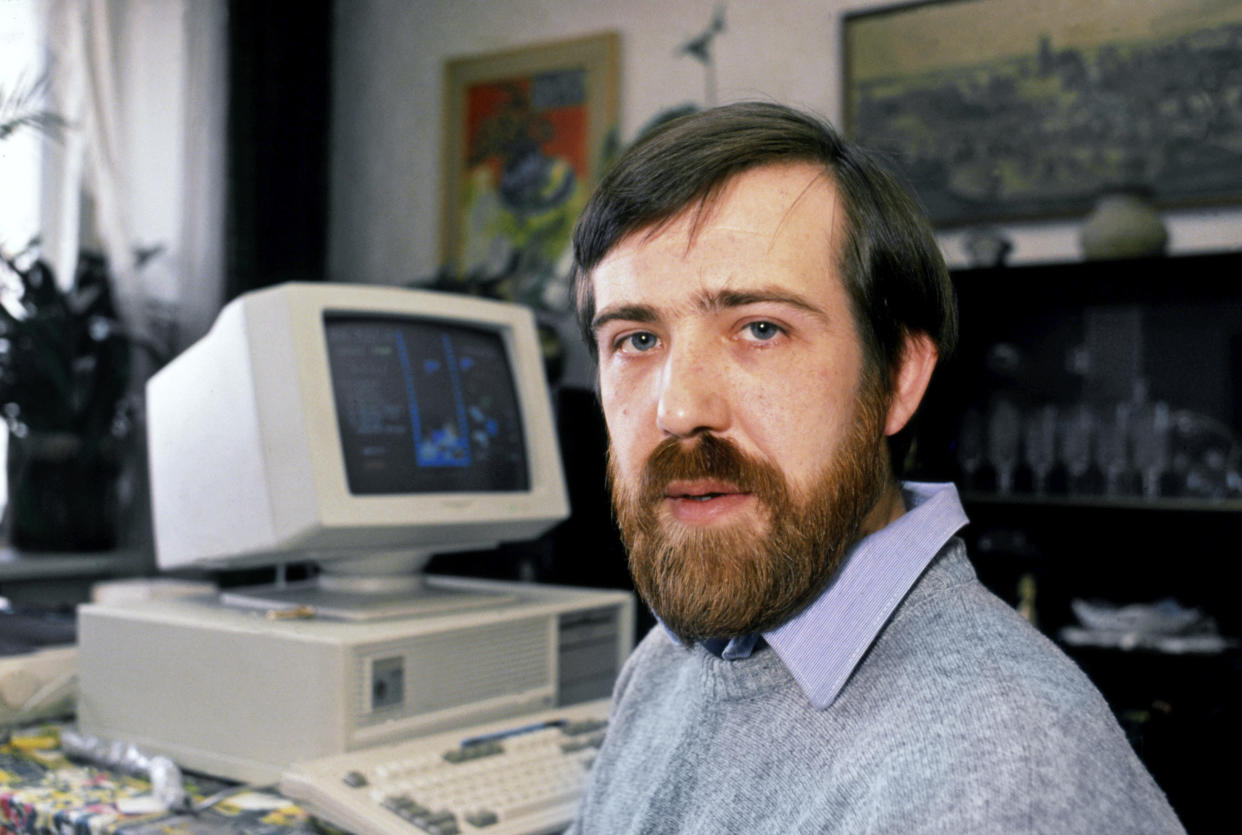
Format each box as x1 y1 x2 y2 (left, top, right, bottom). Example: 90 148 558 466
744 321 782 341
623 332 659 352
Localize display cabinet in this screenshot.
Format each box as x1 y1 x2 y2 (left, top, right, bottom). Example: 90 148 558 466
909 251 1241 831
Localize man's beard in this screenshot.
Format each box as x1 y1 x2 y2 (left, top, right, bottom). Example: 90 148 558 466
609 378 892 645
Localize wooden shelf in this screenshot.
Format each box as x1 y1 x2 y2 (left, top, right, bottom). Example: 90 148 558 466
960 492 1242 512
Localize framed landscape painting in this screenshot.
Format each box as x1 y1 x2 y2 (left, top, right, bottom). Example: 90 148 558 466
843 0 1242 227
440 33 619 310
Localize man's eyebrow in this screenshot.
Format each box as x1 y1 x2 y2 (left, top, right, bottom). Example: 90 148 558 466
703 288 828 321
591 304 659 336
592 289 829 336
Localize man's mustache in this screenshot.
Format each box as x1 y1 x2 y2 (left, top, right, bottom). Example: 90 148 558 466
639 434 782 506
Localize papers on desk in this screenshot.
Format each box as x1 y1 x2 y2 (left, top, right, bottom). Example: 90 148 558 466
0 725 331 834
0 602 77 727
1059 597 1235 654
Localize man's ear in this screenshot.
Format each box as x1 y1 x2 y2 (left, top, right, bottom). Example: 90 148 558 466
884 331 938 437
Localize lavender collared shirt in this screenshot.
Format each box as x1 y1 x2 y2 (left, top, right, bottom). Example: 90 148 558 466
706 481 969 709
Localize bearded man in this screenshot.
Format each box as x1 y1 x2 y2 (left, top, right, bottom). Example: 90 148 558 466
565 103 1182 833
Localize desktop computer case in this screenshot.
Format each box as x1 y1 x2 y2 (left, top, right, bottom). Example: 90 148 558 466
77 576 633 784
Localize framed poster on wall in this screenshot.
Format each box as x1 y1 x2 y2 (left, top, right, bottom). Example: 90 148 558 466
440 32 619 310
842 0 1242 228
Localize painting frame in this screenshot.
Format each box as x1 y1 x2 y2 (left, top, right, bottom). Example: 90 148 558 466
842 0 1242 228
439 32 619 308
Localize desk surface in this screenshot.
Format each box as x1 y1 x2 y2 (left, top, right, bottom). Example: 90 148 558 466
0 547 149 582
0 725 334 834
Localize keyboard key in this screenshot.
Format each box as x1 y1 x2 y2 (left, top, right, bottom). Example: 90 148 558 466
494 785 583 821
465 809 499 827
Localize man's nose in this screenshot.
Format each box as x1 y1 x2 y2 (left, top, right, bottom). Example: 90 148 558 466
656 341 729 439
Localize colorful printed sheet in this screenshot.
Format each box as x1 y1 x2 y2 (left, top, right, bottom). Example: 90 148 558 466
0 726 339 834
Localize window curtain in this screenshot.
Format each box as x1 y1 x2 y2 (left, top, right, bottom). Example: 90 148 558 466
42 0 228 354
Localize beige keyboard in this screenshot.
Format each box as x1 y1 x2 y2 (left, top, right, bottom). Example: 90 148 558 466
280 699 610 835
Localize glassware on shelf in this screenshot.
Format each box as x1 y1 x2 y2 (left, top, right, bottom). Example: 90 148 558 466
1022 404 1057 495
1094 402 1132 497
1059 403 1095 495
1129 394 1171 499
1169 410 1241 500
953 388 1239 504
986 398 1021 494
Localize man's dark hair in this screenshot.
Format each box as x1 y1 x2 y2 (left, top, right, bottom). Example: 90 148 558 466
571 101 957 383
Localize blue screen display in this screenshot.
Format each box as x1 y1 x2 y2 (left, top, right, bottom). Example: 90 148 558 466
324 314 529 494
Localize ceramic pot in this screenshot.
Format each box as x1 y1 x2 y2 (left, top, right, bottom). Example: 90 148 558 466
1079 189 1168 259
5 430 121 551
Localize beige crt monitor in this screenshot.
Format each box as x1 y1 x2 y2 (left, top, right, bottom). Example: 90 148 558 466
147 281 571 602
76 283 634 783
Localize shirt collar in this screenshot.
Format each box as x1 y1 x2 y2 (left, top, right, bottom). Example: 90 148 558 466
690 482 967 707
760 481 968 708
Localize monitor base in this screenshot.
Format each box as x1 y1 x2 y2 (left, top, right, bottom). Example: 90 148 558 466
220 577 514 622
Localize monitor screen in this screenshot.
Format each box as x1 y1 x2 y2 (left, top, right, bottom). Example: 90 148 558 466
325 315 529 495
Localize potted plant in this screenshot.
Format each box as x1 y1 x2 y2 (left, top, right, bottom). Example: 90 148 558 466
0 245 138 550
1 74 149 551
0 72 66 143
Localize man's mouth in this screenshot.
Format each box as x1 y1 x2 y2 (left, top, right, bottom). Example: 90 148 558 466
665 481 742 500
662 481 753 523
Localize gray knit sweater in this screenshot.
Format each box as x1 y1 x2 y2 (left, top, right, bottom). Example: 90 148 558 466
569 540 1183 833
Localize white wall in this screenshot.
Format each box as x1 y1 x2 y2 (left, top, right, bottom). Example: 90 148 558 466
327 0 1242 338
329 0 867 289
